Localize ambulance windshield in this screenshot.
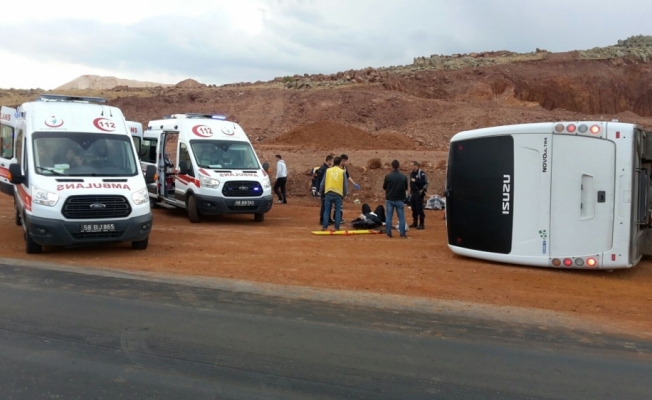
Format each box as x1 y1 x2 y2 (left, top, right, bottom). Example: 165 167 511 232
32 132 139 177
190 140 260 170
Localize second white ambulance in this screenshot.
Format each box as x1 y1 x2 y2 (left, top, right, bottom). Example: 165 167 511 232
141 113 273 222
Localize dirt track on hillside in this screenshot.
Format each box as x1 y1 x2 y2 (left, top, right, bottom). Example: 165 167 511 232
1 194 651 336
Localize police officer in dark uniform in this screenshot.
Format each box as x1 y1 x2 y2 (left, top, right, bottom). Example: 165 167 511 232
409 161 428 229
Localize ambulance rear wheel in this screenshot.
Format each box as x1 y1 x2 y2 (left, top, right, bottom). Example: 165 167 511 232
25 232 42 254
149 198 159 209
15 208 21 226
187 195 200 223
132 237 149 250
254 213 264 222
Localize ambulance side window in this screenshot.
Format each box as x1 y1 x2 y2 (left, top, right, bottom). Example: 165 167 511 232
141 138 158 163
0 124 14 159
179 143 193 176
14 129 23 167
22 146 29 188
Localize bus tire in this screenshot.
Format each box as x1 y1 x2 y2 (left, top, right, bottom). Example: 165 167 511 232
187 195 200 223
132 237 149 250
254 213 264 222
25 232 42 254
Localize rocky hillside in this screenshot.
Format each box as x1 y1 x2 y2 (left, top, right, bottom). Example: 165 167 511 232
55 75 173 90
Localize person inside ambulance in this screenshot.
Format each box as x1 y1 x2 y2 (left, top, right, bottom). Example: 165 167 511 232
65 148 83 167
36 141 55 168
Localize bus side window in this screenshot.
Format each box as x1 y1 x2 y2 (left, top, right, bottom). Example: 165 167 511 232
0 124 14 159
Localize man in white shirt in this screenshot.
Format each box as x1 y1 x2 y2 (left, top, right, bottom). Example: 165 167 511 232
274 154 288 204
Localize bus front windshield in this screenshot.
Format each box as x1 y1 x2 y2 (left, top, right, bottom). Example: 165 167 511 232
190 140 260 170
33 132 139 177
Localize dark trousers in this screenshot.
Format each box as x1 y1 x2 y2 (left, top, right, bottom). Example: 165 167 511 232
410 192 425 222
274 177 287 203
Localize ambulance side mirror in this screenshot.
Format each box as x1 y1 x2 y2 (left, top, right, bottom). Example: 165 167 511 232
179 160 191 176
144 165 157 184
8 163 24 185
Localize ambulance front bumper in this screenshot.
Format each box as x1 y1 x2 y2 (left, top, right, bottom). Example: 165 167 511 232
194 194 273 215
24 213 153 247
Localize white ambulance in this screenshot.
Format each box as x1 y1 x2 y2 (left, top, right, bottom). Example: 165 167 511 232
0 106 19 196
141 113 273 222
446 121 652 270
7 94 157 253
127 121 143 151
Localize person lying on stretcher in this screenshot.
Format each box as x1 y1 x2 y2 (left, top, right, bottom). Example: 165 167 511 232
351 204 386 229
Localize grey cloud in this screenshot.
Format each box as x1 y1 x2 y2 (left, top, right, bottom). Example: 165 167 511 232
0 0 651 86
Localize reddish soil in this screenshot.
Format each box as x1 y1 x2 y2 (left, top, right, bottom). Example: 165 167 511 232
1 194 651 336
270 121 416 150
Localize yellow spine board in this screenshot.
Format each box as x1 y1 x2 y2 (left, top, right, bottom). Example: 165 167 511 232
311 230 382 236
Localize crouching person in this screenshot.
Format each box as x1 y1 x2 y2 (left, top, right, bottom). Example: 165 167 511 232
351 204 385 230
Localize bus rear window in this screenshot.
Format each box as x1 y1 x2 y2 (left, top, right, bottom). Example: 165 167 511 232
447 136 514 254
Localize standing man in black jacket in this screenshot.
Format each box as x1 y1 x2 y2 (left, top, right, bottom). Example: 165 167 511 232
409 161 428 230
383 160 409 239
316 154 334 225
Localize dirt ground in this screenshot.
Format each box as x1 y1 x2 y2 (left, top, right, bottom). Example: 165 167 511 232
1 190 651 336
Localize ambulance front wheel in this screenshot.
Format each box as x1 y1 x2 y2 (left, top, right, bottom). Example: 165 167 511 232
254 213 264 222
132 236 149 250
25 232 42 254
187 195 201 223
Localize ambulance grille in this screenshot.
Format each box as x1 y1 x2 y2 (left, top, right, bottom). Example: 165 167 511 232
222 181 263 197
62 195 132 219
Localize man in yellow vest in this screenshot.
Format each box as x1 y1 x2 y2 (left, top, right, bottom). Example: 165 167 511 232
319 156 348 231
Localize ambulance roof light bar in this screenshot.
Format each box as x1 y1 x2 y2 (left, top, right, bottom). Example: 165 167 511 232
38 94 107 104
164 113 226 120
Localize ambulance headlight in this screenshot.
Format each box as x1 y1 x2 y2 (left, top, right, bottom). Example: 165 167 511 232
262 177 271 189
132 188 149 205
200 176 220 189
33 187 59 207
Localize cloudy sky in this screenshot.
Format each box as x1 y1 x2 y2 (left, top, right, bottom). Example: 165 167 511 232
0 0 650 89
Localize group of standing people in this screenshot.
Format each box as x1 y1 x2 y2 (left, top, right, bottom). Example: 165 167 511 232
268 152 429 239
382 160 428 238
314 154 428 238
313 154 360 231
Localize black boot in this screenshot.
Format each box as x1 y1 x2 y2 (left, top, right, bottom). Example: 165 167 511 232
417 217 424 230
410 219 418 228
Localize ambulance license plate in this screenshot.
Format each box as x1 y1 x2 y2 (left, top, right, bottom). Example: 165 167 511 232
234 200 255 207
80 223 116 233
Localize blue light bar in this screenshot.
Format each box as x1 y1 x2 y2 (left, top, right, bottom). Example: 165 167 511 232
212 114 226 120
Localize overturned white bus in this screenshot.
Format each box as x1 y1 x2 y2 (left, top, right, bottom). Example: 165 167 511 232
446 121 652 270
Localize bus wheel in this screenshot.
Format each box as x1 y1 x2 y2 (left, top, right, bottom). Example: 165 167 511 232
187 195 200 223
254 213 264 222
132 237 149 250
25 232 42 254
15 209 21 226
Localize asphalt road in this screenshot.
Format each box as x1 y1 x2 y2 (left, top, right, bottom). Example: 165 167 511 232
0 263 651 400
